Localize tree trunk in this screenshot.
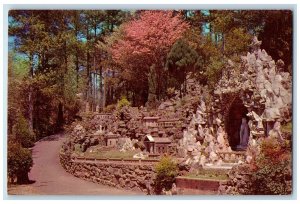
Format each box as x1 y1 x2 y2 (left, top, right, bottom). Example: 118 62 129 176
183 70 187 96
28 87 33 131
95 71 98 109
103 73 106 109
222 33 226 56
76 49 79 88
99 66 104 109
17 172 30 184
94 72 97 111
28 54 34 131
112 70 115 103
74 11 80 89
56 102 64 130
86 25 91 101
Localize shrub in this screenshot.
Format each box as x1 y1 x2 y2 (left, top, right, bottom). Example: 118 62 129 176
13 114 35 148
166 87 176 98
154 156 178 194
104 104 116 113
180 96 187 107
116 96 131 110
205 57 225 89
7 142 33 184
74 144 82 153
221 137 291 195
281 122 292 134
250 137 292 195
64 100 81 125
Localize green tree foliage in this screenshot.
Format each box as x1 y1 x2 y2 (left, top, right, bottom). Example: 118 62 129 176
154 156 178 194
103 104 116 113
9 10 130 138
7 142 33 184
8 9 293 134
258 10 293 72
116 96 131 110
29 71 62 138
223 27 252 58
13 114 35 148
166 39 201 93
64 62 81 123
208 10 253 58
8 52 29 134
8 53 34 185
204 56 225 88
9 10 76 135
183 11 251 89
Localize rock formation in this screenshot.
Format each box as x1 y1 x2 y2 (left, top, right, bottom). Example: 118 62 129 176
178 36 292 167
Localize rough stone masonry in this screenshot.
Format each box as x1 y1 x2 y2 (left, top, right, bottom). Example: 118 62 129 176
60 151 156 194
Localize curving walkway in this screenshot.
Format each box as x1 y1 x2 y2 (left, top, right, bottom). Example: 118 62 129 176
21 134 142 195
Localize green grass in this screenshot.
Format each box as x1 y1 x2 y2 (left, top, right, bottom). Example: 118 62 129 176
74 144 81 153
83 149 141 159
184 174 228 181
73 144 160 160
184 168 229 181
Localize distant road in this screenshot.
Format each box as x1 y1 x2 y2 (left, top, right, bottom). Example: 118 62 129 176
11 134 142 196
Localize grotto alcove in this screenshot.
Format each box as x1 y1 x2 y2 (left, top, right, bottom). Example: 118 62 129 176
225 97 249 151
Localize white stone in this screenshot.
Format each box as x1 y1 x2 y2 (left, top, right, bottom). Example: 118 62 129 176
200 155 206 166
133 152 147 159
209 151 218 163
216 159 223 166
238 160 244 164
217 126 225 147
246 155 253 163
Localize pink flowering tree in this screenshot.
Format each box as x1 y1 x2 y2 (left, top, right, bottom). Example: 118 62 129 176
111 11 189 102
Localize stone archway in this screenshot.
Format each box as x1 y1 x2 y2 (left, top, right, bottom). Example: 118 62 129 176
225 97 249 150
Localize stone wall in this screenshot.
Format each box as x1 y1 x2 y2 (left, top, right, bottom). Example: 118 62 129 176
60 152 156 194
218 164 254 195
176 176 220 192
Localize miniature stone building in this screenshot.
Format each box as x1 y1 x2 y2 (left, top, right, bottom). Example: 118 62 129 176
149 128 159 137
94 113 112 120
154 137 172 154
105 132 119 147
143 116 160 128
158 118 181 128
144 134 155 153
144 134 172 155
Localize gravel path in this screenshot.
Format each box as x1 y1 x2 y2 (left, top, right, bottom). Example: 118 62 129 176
12 134 143 195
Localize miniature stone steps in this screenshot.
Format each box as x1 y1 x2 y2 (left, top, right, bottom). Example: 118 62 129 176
202 150 247 172
217 150 246 163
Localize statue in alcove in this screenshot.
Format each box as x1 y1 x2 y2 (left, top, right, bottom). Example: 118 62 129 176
237 117 250 150
269 121 284 142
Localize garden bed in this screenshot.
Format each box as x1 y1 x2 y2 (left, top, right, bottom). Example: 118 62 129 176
81 149 141 159
185 168 229 181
